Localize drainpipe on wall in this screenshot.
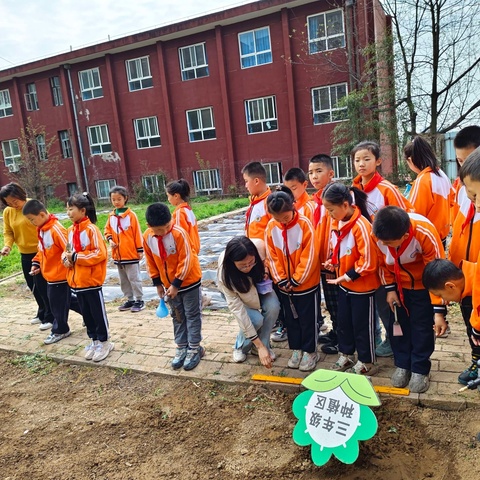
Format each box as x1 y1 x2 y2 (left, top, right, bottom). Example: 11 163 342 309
345 0 357 92
64 64 88 191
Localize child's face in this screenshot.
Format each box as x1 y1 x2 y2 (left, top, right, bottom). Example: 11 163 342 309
308 162 334 191
67 204 86 223
283 179 307 201
110 192 127 209
463 175 480 212
353 149 381 180
455 146 476 167
149 220 173 236
243 173 264 196
429 283 463 304
322 199 350 221
25 211 49 227
271 210 295 225
167 192 181 206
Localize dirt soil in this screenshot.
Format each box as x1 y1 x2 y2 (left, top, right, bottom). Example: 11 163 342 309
0 352 479 480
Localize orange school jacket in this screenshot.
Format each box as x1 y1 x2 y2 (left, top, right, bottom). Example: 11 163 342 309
32 215 68 284
450 177 462 225
265 211 320 294
328 207 380 293
172 203 200 253
312 186 333 266
408 167 454 240
104 208 143 265
245 188 272 240
143 225 201 291
295 191 315 222
66 218 107 291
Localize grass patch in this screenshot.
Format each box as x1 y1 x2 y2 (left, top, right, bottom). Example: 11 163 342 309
10 352 56 375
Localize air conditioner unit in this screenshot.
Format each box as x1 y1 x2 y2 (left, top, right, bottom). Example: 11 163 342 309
7 164 19 173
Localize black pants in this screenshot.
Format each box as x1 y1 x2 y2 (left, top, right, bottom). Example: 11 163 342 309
460 296 480 358
47 282 82 334
75 288 109 342
21 252 53 324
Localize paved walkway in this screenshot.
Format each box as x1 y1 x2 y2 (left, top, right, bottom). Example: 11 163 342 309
0 210 477 410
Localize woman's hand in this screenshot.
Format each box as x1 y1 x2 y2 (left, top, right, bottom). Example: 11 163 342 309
256 343 273 369
0 246 11 256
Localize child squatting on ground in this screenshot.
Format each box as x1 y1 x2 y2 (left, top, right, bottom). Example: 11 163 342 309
143 202 204 371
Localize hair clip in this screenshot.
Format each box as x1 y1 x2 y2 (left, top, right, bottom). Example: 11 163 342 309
82 192 88 196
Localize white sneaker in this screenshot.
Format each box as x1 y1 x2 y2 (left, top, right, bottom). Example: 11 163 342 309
331 354 355 371
269 350 276 362
288 350 302 369
92 341 115 362
30 316 41 325
233 348 247 363
299 351 318 371
39 322 53 331
84 340 99 360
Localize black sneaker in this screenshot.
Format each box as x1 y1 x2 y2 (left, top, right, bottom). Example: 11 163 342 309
131 300 145 312
321 343 339 355
458 358 479 385
118 300 135 311
318 330 336 344
183 346 205 371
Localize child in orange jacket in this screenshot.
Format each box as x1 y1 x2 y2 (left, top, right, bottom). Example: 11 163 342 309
322 183 380 376
283 167 315 222
104 186 144 312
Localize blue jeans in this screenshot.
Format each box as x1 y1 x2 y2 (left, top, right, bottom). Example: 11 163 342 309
170 286 202 349
235 291 280 353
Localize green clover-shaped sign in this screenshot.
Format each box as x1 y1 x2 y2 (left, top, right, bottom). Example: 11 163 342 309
292 368 380 466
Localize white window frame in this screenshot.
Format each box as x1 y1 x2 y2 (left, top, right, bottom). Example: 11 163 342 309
67 182 78 196
179 43 209 81
79 67 103 100
307 9 345 54
87 124 112 154
312 83 348 125
134 116 161 149
263 162 282 186
1 139 21 169
36 134 47 160
25 83 39 111
96 179 116 199
0 89 13 117
238 26 272 69
186 107 216 142
126 56 153 91
193 169 222 195
245 96 278 134
50 76 63 106
332 155 352 180
59 130 72 158
142 175 165 194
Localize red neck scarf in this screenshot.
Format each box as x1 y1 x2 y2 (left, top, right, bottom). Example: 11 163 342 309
312 191 323 227
245 196 264 232
387 226 414 309
331 207 361 266
461 202 476 234
114 214 125 234
361 171 384 193
73 217 88 252
281 211 299 271
154 226 174 261
37 214 57 251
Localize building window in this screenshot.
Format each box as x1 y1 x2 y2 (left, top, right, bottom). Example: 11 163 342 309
193 169 222 195
59 130 72 158
332 156 352 180
79 68 103 100
96 179 116 199
36 134 47 160
134 117 161 148
312 83 348 125
245 96 278 134
263 162 282 186
179 43 209 81
87 124 112 154
186 107 216 142
1 139 21 170
238 27 272 68
67 182 78 196
0 89 13 117
307 9 345 54
142 175 165 194
25 83 39 111
50 76 63 106
126 56 153 91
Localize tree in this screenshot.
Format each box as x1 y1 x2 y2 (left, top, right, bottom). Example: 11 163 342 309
9 117 65 205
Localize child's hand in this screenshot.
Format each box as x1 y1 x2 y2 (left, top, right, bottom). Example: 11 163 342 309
61 252 73 268
109 239 117 248
30 267 40 276
434 313 448 337
0 246 11 256
386 291 400 311
327 274 350 285
322 259 335 272
279 282 293 292
138 252 144 260
166 285 179 299
156 285 166 298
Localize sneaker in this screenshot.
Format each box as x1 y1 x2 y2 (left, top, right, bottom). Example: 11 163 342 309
271 319 282 332
92 341 115 362
44 331 71 345
321 343 339 355
346 360 378 376
458 358 479 386
318 330 336 345
172 347 188 369
183 346 205 371
437 324 451 338
288 350 302 369
271 327 288 342
375 334 383 348
299 351 318 372
131 300 145 312
391 367 411 388
30 316 42 325
250 345 259 356
39 322 53 331
332 354 355 371
409 372 430 393
84 340 99 360
375 339 394 357
118 300 135 311
233 348 247 363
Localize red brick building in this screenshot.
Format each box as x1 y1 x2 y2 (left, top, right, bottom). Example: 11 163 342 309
0 0 392 200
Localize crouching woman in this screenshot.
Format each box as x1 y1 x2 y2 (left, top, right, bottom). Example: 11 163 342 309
217 236 280 368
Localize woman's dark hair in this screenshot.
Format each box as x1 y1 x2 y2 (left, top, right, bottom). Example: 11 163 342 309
109 185 129 203
166 178 191 202
0 182 27 206
67 192 97 224
266 186 295 214
222 236 264 294
404 136 440 176
322 182 372 222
